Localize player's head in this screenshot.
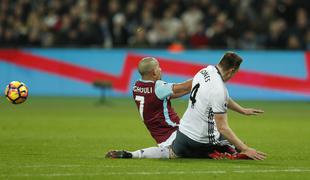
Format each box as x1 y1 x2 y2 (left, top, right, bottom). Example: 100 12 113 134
217 51 243 82
138 57 162 81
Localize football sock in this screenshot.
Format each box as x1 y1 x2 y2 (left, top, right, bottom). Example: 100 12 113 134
131 147 170 159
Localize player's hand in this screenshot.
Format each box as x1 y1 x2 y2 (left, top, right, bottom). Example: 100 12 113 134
242 108 264 116
241 148 267 160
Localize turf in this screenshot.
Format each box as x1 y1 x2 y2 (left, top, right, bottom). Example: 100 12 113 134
0 97 310 179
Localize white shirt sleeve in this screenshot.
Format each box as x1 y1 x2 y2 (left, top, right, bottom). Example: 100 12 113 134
155 80 174 100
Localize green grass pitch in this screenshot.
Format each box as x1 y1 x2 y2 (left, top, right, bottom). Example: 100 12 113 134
0 97 310 179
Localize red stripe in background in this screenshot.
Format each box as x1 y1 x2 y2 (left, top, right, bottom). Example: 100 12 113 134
0 49 309 95
157 53 310 95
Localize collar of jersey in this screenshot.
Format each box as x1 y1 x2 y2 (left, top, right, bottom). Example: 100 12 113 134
215 66 225 82
139 79 154 83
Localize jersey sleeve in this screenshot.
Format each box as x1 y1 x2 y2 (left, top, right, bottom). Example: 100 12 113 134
210 85 228 114
155 80 174 100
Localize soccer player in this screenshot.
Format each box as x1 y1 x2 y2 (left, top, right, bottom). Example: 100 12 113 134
106 57 192 158
107 53 266 160
171 52 267 160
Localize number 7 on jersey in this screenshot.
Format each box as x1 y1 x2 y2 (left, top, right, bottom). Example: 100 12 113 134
135 95 144 119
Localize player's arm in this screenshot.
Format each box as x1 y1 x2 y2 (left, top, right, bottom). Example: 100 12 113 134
214 113 267 160
228 98 264 116
170 79 192 99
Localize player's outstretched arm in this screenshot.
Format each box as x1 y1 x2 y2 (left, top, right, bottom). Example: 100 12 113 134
228 98 264 116
240 148 267 160
214 113 267 160
171 79 192 99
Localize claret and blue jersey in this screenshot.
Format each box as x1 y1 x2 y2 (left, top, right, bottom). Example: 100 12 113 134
132 79 179 144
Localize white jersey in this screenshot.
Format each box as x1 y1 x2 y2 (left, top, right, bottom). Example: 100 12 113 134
179 65 229 144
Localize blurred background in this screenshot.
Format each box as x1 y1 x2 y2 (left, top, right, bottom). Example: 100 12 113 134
1 0 309 49
0 0 309 100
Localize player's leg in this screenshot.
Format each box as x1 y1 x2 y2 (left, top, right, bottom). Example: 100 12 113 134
211 134 253 159
171 130 214 158
106 131 176 159
129 130 177 158
214 134 238 155
207 135 253 160
129 131 177 158
106 146 170 159
131 146 170 158
105 150 133 158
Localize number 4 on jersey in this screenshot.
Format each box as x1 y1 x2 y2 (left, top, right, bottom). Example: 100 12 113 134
190 83 200 108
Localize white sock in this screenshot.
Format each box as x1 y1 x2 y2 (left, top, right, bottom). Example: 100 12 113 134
131 147 170 159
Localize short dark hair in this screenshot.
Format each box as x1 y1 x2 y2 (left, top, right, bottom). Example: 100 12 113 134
218 52 243 71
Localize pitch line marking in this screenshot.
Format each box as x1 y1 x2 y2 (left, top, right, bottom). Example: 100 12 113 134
3 164 309 169
2 169 310 177
2 164 170 168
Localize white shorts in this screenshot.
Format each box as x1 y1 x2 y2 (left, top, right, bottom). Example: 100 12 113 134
157 131 177 148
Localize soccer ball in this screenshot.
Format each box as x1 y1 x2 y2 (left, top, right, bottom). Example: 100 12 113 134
5 81 29 104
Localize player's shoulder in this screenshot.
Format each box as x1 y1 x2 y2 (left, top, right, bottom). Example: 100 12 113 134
155 80 168 86
154 80 174 100
195 65 216 75
194 66 220 83
154 80 173 92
